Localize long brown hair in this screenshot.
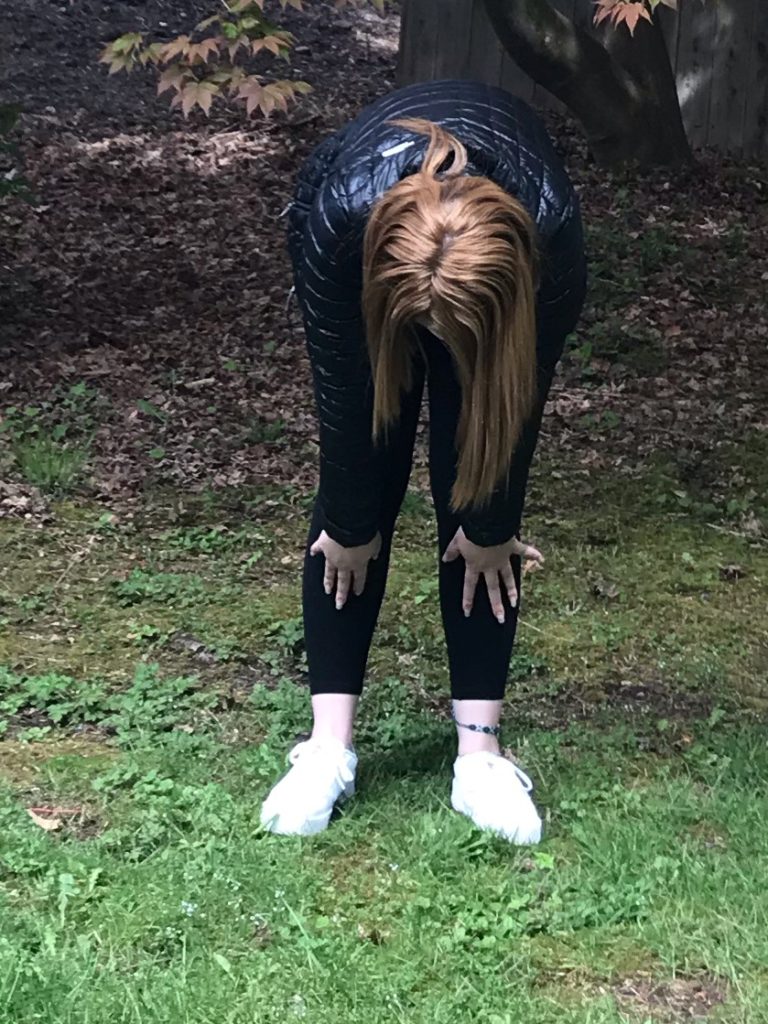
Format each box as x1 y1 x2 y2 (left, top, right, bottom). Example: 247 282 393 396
362 117 538 511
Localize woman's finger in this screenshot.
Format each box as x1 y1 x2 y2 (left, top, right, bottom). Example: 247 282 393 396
513 538 544 565
524 543 544 564
353 562 368 597
501 562 518 609
323 560 336 596
336 569 352 610
462 567 479 617
310 538 323 558
485 570 505 625
442 538 460 563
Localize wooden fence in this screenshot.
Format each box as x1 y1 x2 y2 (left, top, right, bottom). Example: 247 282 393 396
397 0 768 160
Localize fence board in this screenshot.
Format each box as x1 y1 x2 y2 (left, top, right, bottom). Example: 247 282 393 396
432 0 477 79
466 0 506 88
743 0 768 159
397 0 442 82
676 0 719 148
707 0 754 152
398 0 766 159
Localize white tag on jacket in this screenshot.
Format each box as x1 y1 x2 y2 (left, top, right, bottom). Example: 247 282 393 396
380 140 415 158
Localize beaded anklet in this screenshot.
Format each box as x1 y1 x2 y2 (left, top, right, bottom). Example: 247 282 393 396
453 718 501 736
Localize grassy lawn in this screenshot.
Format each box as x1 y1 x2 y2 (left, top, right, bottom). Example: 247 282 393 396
2 436 767 1023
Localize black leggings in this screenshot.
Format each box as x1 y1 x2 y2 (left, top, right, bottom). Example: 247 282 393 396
303 335 539 701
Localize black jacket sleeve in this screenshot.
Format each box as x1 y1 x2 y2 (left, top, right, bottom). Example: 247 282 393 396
535 195 588 350
460 202 587 547
292 174 382 548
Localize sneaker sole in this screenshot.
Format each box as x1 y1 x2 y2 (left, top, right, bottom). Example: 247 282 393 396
451 784 542 846
261 781 355 837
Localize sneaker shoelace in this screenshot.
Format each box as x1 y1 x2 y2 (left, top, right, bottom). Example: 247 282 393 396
470 752 534 793
287 740 355 789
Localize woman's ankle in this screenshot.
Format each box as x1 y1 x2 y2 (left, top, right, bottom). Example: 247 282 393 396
310 692 358 749
310 724 355 748
456 733 501 757
452 697 502 757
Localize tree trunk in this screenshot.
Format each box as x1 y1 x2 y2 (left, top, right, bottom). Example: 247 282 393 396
597 14 690 164
481 0 692 167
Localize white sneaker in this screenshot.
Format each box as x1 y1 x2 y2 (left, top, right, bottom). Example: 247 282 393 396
260 738 357 836
451 751 542 845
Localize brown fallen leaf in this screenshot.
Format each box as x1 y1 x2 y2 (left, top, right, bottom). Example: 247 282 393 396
27 809 62 831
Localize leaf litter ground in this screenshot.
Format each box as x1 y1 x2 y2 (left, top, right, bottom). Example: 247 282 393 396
1 0 765 509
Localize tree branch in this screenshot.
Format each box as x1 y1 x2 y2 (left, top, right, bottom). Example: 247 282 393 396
481 0 691 166
482 0 641 112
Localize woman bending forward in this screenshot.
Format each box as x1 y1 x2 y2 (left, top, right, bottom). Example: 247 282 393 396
261 80 587 843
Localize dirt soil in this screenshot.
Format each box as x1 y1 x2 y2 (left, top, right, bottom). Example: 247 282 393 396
1 0 767 515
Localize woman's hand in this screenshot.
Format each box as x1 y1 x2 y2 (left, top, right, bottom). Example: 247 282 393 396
310 530 382 610
442 527 544 623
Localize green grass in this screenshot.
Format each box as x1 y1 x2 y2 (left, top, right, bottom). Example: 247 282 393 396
1 434 766 1022
0 382 108 494
11 436 89 494
1 714 767 1022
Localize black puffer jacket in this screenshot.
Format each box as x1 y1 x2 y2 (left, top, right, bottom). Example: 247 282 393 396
288 80 587 548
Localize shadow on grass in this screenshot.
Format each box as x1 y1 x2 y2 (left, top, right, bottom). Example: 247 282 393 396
357 729 454 794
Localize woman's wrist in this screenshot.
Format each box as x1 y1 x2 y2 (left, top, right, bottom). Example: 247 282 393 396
461 524 519 550
322 522 379 550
